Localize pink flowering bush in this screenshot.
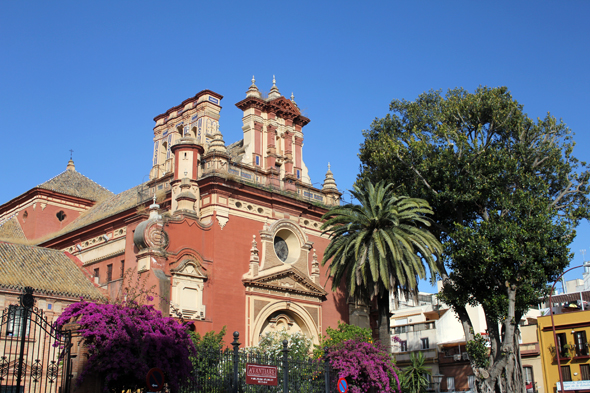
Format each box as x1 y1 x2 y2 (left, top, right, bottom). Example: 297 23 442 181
54 300 195 392
325 339 401 393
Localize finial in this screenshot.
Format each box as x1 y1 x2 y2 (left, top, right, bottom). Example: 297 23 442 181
290 92 294 101
328 162 331 171
246 75 262 98
153 194 157 205
268 75 281 99
66 151 76 171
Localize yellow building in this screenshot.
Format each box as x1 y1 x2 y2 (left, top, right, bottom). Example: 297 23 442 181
538 309 590 392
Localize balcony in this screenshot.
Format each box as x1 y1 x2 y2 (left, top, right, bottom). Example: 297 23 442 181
395 348 438 363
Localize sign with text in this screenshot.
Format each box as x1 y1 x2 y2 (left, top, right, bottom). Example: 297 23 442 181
245 363 278 386
556 380 590 391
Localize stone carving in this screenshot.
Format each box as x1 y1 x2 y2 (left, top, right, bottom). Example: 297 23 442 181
217 215 228 229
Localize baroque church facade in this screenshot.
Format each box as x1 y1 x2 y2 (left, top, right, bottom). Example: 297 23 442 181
0 78 358 345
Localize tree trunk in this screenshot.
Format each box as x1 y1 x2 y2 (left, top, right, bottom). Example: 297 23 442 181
475 287 525 393
377 293 391 353
476 331 525 393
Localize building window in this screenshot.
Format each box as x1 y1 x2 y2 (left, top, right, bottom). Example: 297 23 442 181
523 366 535 392
107 264 113 282
421 337 429 350
468 375 476 390
94 268 99 283
296 169 301 179
574 331 589 356
581 364 590 380
120 260 125 279
394 325 408 334
255 156 260 166
557 333 568 357
561 366 572 382
446 376 455 392
400 340 408 352
56 211 66 222
6 305 29 337
171 260 207 320
166 135 172 159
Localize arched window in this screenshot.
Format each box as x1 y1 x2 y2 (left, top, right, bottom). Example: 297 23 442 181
171 260 207 320
160 141 168 165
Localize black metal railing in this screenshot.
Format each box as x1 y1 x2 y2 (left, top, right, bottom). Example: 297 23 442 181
183 332 336 393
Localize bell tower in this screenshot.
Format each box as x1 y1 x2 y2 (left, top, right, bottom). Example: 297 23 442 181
235 76 311 185
151 90 223 180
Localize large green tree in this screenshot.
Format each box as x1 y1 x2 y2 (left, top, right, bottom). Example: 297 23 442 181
358 86 590 392
321 181 441 351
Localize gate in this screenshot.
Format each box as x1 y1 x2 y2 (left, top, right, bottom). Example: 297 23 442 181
0 288 72 393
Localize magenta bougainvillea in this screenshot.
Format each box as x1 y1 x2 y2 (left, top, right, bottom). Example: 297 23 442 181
54 300 195 392
325 339 401 393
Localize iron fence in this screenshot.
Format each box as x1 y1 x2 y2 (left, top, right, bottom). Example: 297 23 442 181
183 332 337 393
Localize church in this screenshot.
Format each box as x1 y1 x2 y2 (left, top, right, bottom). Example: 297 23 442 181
0 78 356 346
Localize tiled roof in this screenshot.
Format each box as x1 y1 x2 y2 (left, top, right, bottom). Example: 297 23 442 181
38 170 114 202
0 242 103 300
0 216 27 242
44 183 151 241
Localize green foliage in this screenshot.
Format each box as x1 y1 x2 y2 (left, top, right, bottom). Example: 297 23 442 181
321 180 442 300
189 327 227 385
191 326 226 352
400 352 430 393
246 329 313 360
320 180 442 349
324 321 373 347
314 321 373 357
466 333 490 368
358 86 590 387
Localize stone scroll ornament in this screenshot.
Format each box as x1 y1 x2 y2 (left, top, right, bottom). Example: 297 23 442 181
134 220 169 250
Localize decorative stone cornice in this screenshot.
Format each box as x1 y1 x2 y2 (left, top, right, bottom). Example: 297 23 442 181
243 267 327 297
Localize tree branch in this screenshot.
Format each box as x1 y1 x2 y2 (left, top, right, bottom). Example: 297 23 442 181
395 151 439 195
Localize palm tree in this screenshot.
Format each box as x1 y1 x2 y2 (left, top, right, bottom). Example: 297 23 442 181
321 180 441 351
401 352 431 393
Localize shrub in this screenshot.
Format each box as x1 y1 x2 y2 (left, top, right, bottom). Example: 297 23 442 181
54 299 195 392
325 339 400 393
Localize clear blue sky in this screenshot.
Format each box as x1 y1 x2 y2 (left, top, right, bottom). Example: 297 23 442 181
1 1 589 291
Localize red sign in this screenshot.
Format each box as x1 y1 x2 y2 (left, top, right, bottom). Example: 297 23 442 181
338 377 349 393
245 363 278 386
146 367 165 391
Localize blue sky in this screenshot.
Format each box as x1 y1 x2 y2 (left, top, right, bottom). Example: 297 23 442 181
1 1 589 292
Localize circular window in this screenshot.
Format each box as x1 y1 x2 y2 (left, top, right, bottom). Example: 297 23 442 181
257 208 264 214
235 202 242 208
247 205 253 211
273 229 301 264
303 220 309 226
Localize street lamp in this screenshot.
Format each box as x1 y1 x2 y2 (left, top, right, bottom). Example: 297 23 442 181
549 262 590 393
432 373 444 393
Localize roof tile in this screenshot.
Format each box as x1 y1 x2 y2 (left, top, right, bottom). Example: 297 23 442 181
0 242 103 300
38 170 113 202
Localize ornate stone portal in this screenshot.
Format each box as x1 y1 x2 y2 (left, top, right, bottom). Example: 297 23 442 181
243 219 326 346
